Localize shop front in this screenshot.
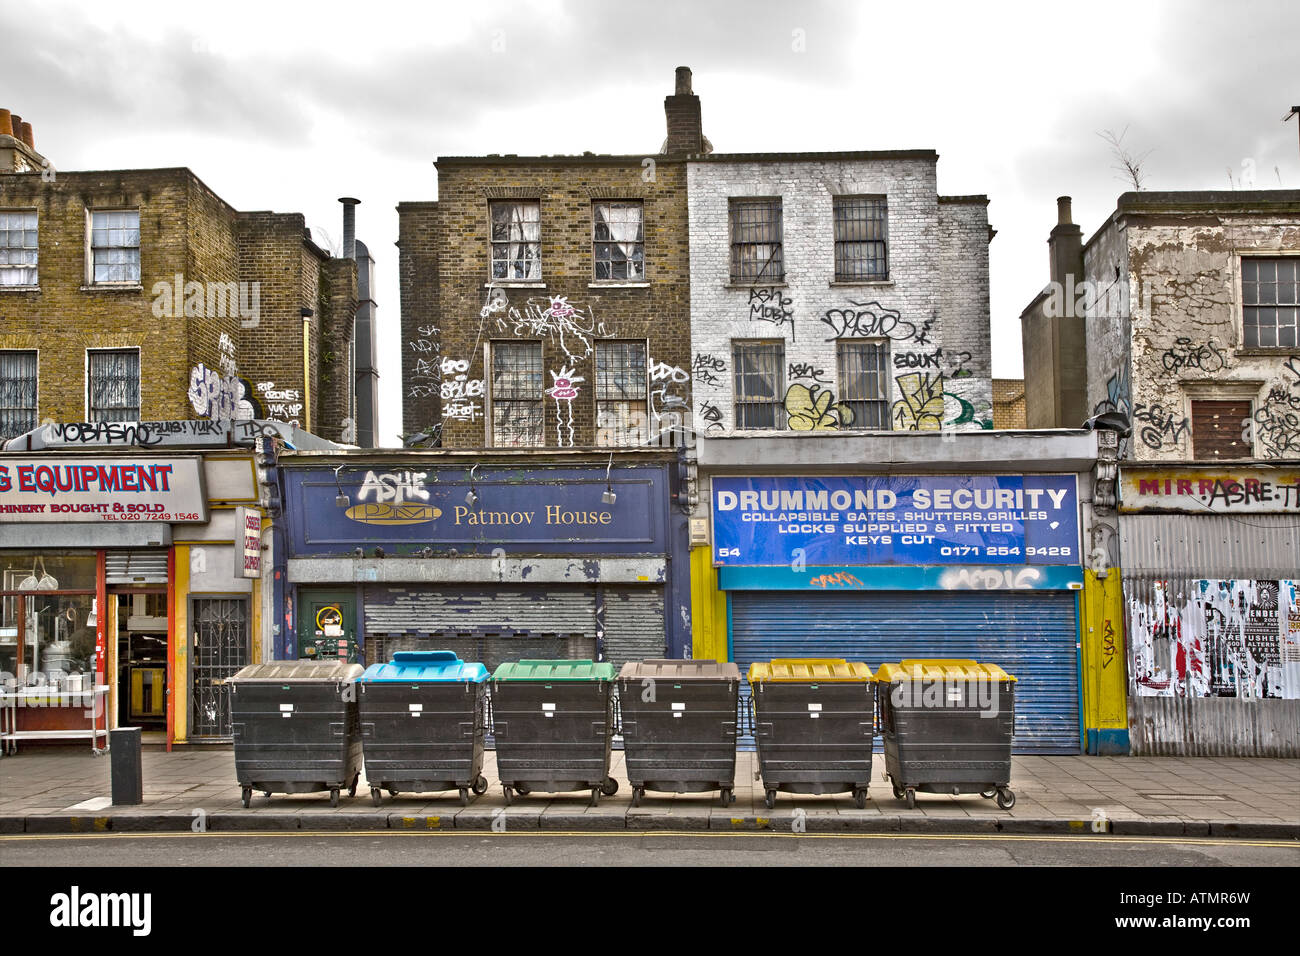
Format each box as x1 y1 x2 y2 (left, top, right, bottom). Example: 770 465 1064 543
1118 462 1300 756
0 449 269 747
278 450 691 672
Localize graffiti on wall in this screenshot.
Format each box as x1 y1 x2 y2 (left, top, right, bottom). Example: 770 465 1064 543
546 366 583 447
783 382 854 431
1132 402 1190 451
440 357 485 423
188 335 262 420
892 372 945 431
697 400 724 433
1253 373 1300 458
788 361 829 384
256 381 303 424
748 287 794 338
1161 337 1227 375
1127 578 1300 700
821 301 932 345
496 294 609 362
691 353 727 388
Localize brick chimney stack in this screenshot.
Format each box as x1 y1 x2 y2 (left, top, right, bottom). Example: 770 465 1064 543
1048 195 1083 291
664 66 704 154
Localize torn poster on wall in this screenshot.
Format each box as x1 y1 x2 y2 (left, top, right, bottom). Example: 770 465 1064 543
1126 578 1299 700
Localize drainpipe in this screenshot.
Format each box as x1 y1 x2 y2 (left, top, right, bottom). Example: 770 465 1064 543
301 308 314 433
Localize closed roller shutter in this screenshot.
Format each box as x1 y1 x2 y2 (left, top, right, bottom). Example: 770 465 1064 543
364 586 596 673
731 590 1080 753
601 586 666 670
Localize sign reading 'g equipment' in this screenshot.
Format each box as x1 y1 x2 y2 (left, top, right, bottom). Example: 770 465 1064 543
0 457 207 523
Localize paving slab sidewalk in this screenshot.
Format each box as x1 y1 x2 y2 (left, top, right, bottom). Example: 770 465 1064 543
1 747 1296 838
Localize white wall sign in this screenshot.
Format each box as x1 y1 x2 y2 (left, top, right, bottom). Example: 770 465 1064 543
0 457 207 523
237 506 263 578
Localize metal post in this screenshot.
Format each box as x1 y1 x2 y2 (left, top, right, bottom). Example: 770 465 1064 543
110 726 143 805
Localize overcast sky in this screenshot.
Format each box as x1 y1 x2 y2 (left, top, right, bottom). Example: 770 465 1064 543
5 0 1297 444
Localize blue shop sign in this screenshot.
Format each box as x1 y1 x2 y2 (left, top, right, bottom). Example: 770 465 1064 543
711 475 1079 566
284 465 664 554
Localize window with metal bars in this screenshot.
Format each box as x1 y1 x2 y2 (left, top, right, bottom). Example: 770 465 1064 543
90 210 140 284
595 341 648 446
489 201 542 281
834 197 888 281
1242 258 1299 348
491 342 544 446
733 341 785 429
729 199 784 284
0 210 38 286
837 340 889 428
87 349 140 422
0 350 37 440
593 202 645 281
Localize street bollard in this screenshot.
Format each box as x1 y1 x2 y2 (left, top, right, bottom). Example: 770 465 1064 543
110 727 143 806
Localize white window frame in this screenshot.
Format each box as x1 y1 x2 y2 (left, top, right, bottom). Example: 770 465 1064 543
86 208 141 286
1239 254 1300 351
594 339 649 446
85 347 141 422
0 209 39 288
488 200 542 283
592 201 646 282
488 340 545 447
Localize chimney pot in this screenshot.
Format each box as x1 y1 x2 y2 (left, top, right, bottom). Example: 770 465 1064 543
339 197 360 261
10 113 21 138
675 66 693 95
19 121 33 149
1056 196 1073 226
0 110 11 139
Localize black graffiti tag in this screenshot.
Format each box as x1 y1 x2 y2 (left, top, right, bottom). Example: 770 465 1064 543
1161 337 1227 374
821 302 917 342
748 288 795 339
698 400 724 432
788 362 829 383
1133 403 1190 450
691 353 727 388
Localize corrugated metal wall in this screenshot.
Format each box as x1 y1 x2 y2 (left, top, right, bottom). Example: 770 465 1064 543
1119 513 1299 578
601 586 666 671
1129 696 1300 757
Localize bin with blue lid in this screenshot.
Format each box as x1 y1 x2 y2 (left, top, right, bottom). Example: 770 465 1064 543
358 650 489 806
489 659 618 807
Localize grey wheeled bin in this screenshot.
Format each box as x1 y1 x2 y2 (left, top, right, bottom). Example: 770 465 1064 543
747 658 875 810
358 650 489 806
617 659 741 807
490 659 618 807
875 659 1017 810
228 661 363 808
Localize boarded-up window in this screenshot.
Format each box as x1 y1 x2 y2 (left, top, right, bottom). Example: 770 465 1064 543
1192 400 1252 459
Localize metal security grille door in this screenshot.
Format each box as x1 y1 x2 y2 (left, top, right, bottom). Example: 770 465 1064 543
730 590 1081 753
601 587 666 670
191 598 250 739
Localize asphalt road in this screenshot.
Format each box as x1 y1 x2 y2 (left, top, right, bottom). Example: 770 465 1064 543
2 831 1296 867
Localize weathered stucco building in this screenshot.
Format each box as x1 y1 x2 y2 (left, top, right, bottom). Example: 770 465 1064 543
1021 190 1300 756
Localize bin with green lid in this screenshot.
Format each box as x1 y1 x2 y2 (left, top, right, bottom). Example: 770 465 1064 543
617 659 741 807
874 658 1017 810
489 659 619 806
747 658 875 810
228 660 364 808
358 651 489 806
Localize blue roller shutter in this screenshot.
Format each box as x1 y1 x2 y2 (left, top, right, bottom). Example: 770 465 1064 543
730 590 1080 754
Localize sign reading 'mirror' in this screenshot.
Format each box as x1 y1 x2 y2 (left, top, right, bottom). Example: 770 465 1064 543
0 457 207 523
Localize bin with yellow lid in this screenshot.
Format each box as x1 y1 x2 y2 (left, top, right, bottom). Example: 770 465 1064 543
746 658 875 810
874 658 1017 810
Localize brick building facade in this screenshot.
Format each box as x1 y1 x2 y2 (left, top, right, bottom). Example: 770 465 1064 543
0 123 356 444
399 81 696 449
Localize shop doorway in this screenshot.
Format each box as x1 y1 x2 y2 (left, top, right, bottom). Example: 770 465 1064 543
190 597 250 740
113 591 168 733
297 589 358 663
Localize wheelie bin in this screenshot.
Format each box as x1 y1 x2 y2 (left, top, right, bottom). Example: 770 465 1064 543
747 658 875 809
489 659 618 806
875 659 1017 810
228 661 363 808
357 650 489 806
617 659 741 807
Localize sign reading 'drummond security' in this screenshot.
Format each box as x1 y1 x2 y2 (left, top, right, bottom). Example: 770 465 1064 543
712 475 1079 566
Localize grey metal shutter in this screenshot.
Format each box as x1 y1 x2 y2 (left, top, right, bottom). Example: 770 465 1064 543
363 585 596 673
601 586 666 670
730 590 1080 754
105 550 169 585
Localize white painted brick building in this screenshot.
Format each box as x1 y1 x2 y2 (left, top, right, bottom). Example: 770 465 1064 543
685 152 994 437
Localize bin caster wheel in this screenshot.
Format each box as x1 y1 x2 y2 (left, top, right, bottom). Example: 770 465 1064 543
264 790 273 799
459 787 470 806
589 787 600 808
371 787 382 806
503 786 513 806
719 788 734 807
388 788 399 797
348 773 359 798
996 788 1016 810
905 789 916 810
980 788 997 800
472 775 488 796
892 782 905 800
853 788 867 810
600 778 619 797
631 787 642 808
764 789 776 810
514 784 531 796
330 788 340 808
241 786 252 809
